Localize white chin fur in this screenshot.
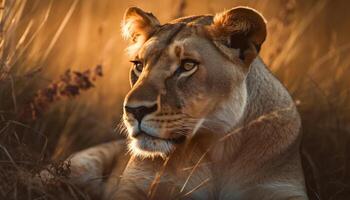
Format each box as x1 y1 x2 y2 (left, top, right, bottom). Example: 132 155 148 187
128 136 175 158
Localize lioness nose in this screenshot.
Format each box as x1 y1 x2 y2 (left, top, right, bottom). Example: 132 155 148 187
125 104 158 122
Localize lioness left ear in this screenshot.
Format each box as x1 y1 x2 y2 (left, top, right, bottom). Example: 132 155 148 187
208 7 267 66
122 7 160 48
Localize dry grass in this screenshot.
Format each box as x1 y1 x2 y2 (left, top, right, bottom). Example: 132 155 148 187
1 0 349 199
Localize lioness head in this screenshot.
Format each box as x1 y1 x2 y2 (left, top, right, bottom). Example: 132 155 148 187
121 7 266 158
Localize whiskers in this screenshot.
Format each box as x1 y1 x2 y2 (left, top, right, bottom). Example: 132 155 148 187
172 117 198 137
114 118 128 136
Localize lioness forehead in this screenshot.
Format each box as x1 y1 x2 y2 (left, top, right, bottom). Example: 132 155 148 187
136 23 184 61
133 20 208 65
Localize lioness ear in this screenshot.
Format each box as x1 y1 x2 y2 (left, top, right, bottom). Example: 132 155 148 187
208 7 267 66
121 7 160 50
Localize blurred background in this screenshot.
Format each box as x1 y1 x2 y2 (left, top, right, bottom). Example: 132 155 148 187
0 0 349 199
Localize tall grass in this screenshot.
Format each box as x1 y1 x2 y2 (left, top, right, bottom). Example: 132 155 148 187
0 0 349 199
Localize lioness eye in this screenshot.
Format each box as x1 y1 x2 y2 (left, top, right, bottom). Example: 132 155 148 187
180 59 199 71
131 60 143 74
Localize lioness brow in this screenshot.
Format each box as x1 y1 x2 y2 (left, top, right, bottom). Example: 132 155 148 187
142 23 186 67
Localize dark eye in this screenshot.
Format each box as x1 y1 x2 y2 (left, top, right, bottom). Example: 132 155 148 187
131 60 143 74
180 59 199 71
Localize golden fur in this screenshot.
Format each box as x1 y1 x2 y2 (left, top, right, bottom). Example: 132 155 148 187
41 6 308 199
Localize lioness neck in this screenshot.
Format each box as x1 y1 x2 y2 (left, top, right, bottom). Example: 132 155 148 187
244 57 298 122
194 57 301 167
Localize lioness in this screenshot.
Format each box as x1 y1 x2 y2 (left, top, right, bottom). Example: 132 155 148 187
41 6 308 200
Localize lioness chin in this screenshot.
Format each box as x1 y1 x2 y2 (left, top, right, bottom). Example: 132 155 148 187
41 6 308 200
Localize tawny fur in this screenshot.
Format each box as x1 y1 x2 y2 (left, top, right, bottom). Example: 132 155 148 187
42 6 308 200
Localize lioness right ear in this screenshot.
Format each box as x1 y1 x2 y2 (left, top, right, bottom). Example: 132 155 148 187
207 7 267 67
121 7 160 53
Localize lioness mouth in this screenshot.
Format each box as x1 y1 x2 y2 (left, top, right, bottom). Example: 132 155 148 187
136 131 186 144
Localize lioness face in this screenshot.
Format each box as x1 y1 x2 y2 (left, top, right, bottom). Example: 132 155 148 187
121 7 266 157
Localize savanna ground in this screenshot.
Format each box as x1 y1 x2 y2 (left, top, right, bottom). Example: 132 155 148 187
0 0 349 199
